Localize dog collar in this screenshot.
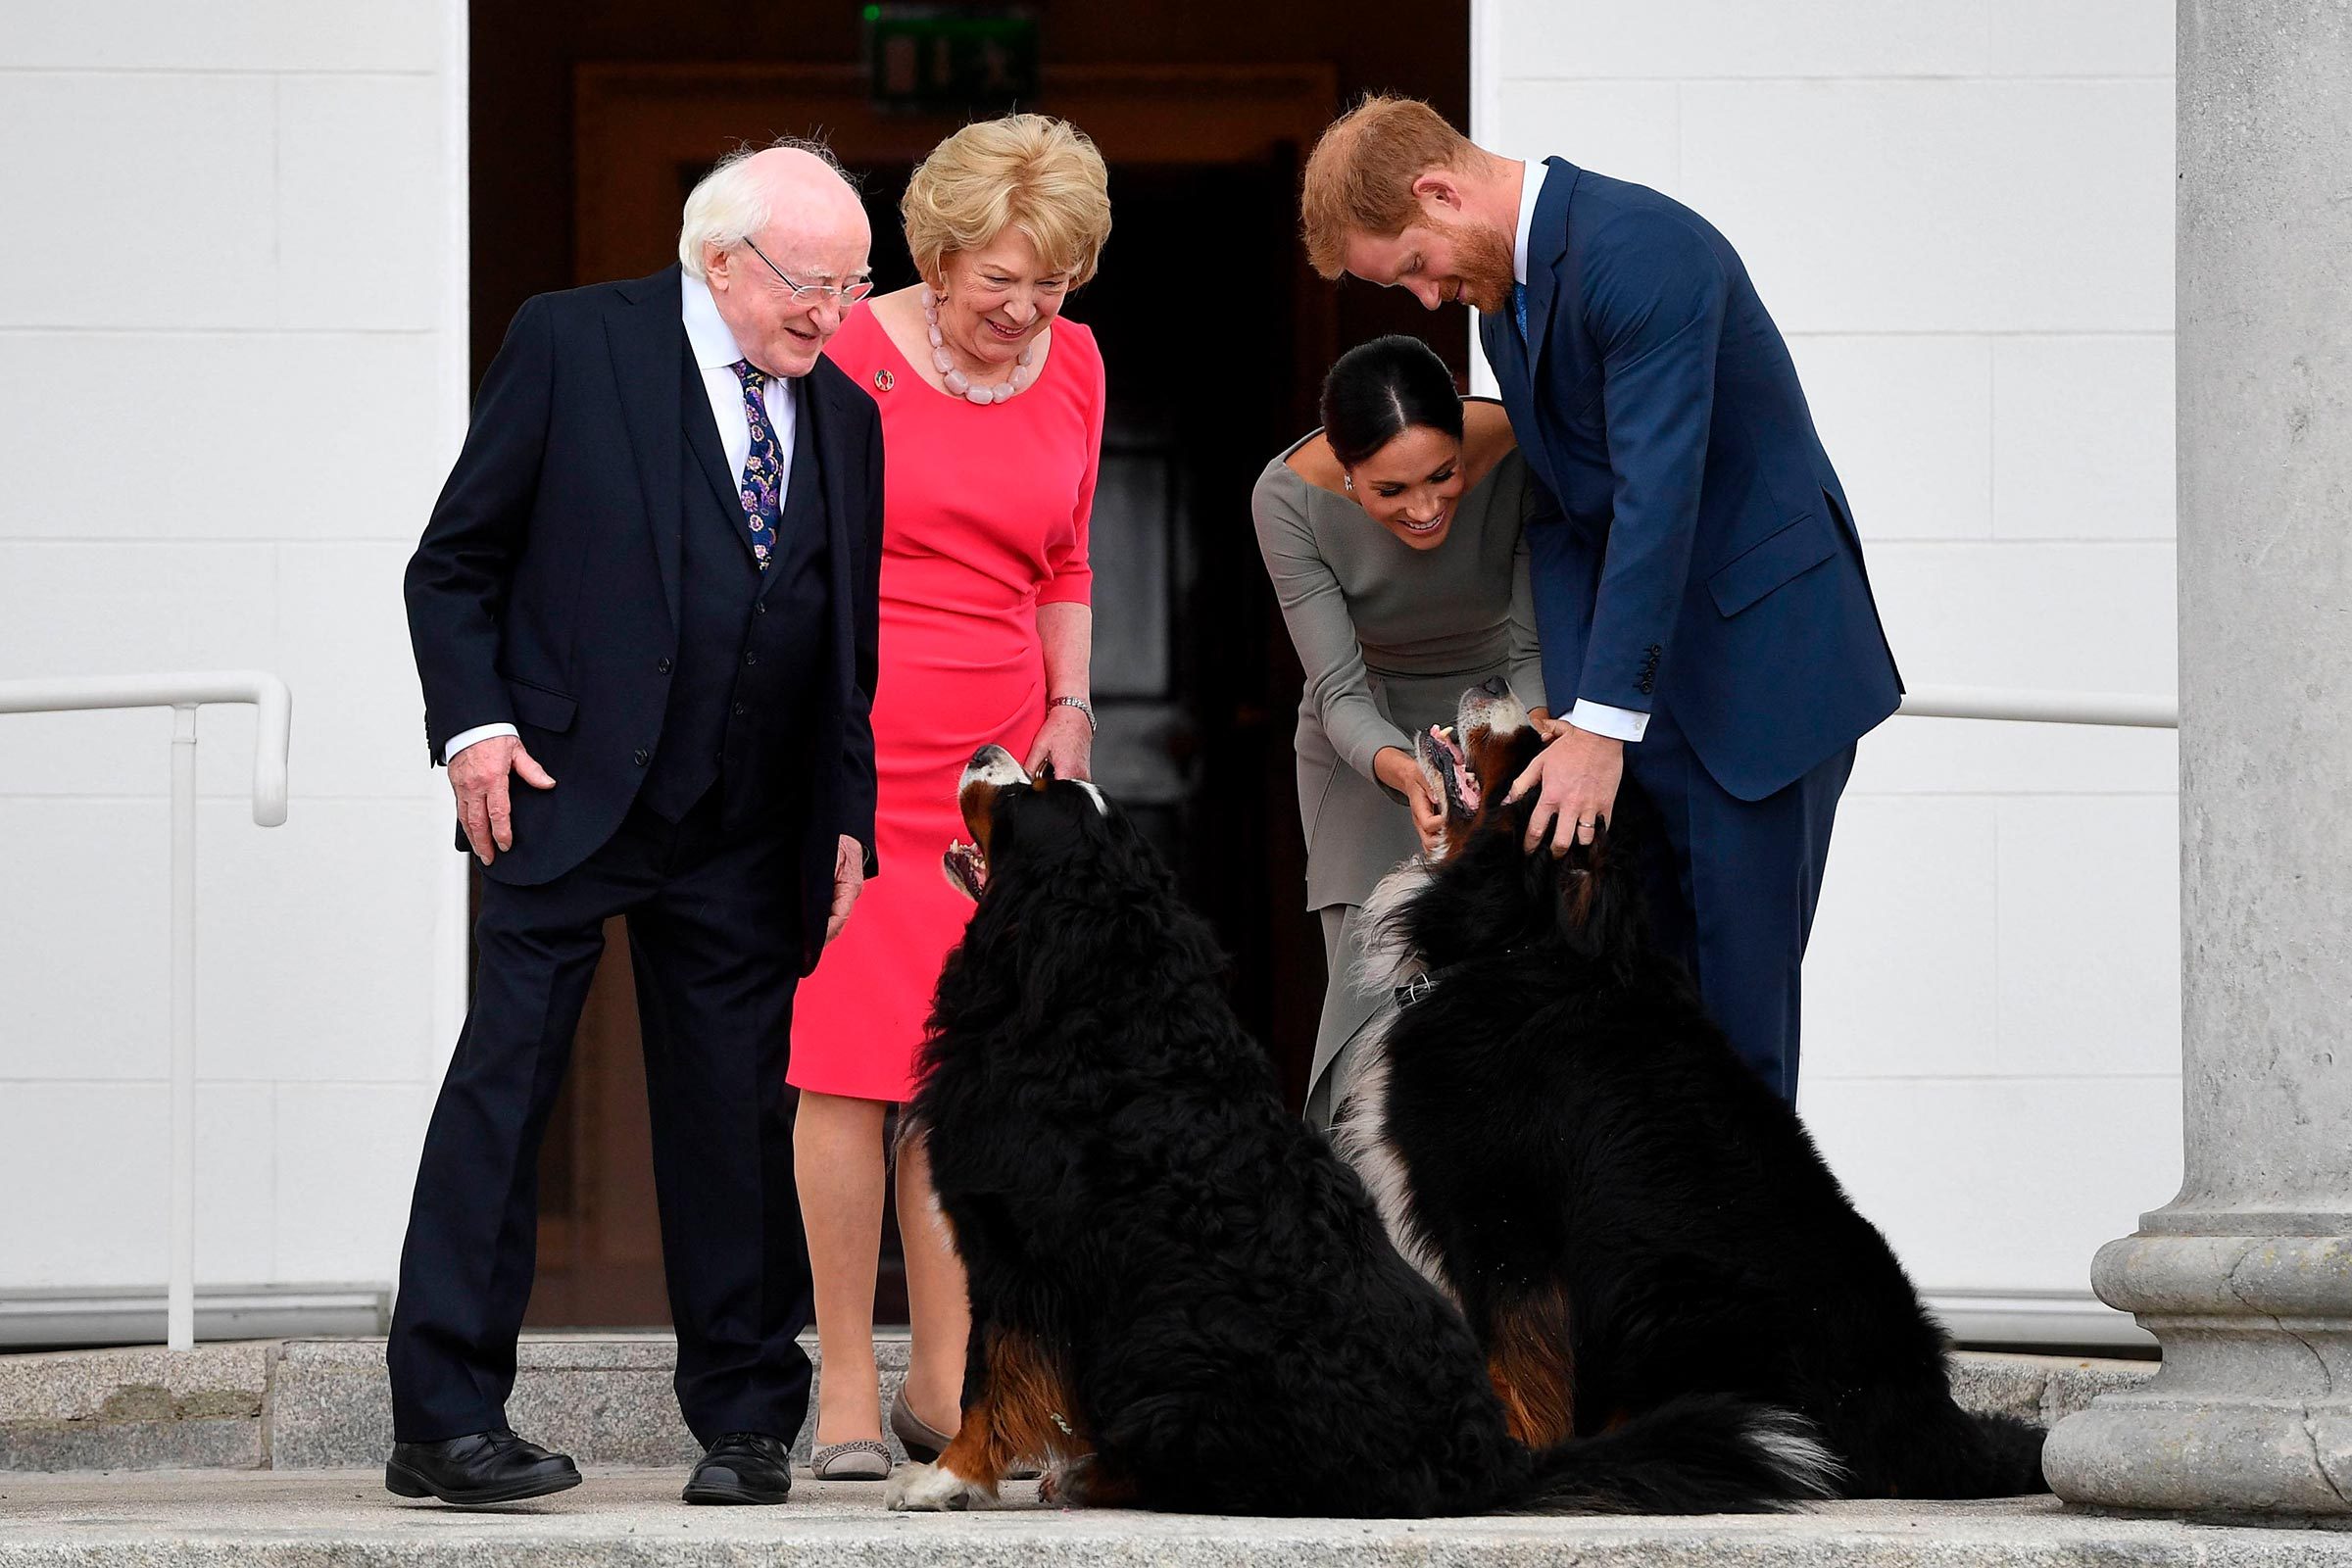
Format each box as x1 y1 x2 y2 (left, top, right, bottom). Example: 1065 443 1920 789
1393 944 1545 1009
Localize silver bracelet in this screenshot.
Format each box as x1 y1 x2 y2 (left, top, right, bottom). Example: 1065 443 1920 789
1050 695 1097 733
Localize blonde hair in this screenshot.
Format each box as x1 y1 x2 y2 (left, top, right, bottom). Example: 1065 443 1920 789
1300 95 1479 279
901 115 1112 288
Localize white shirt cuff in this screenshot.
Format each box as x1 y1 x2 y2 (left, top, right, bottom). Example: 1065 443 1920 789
1568 699 1650 743
443 722 518 764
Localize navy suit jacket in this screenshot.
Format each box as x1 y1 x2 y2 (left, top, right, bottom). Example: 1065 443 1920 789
404 267 883 972
1481 159 1901 801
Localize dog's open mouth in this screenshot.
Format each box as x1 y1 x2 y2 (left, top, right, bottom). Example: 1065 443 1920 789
942 839 988 902
1417 723 1484 820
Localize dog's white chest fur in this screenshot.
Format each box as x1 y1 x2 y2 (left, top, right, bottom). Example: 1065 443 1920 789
1330 860 1457 1305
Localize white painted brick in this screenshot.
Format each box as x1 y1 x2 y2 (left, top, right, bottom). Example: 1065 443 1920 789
276 544 445 798
0 75 276 329
0 545 279 800
195 800 445 1084
0 2 440 73
1849 712 2177 796
1993 335 2177 539
1681 80 2173 333
1496 82 1680 198
1495 0 1989 78
195 1082 278 1284
1996 796 2180 1076
272 1082 429 1283
1790 334 1992 540
1989 0 2176 77
1804 797 2000 1080
0 1084 167 1288
1800 1075 2183 1293
1868 541 2176 695
0 800 169 1082
0 331 446 543
0 545 278 675
276 75 447 331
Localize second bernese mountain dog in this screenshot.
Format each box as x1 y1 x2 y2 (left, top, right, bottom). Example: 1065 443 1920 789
889 745 1839 1516
1338 681 2048 1499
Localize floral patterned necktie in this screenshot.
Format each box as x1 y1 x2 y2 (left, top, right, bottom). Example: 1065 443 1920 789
730 360 781 571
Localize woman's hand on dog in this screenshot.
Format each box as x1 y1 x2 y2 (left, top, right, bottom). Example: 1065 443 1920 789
1376 746 1447 858
1025 703 1095 782
1506 720 1624 855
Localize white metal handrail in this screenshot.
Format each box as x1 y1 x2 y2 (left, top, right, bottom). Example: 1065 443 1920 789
1898 685 2177 730
0 670 293 1349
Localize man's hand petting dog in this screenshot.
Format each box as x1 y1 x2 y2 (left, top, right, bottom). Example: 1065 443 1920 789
449 733 556 866
1376 746 1447 858
1505 720 1623 855
828 834 865 948
1024 703 1095 782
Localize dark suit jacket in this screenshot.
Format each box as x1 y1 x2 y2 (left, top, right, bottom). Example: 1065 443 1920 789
404 266 882 972
1482 158 1902 801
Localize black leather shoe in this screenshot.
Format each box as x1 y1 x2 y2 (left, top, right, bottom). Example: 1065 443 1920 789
682 1431 795 1505
385 1429 581 1505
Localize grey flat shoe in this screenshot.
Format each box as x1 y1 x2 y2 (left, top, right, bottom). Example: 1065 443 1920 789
889 1391 1046 1481
810 1438 891 1481
890 1389 954 1463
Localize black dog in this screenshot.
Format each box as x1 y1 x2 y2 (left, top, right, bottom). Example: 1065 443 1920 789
1338 683 2047 1499
886 745 1839 1517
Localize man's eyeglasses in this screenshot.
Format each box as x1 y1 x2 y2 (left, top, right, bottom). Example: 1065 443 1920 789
742 237 874 305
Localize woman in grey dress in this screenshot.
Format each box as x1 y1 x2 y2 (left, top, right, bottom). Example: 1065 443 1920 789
1252 336 1549 1129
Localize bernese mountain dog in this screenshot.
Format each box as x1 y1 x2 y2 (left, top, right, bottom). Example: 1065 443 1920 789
887 744 1840 1517
1338 680 2049 1499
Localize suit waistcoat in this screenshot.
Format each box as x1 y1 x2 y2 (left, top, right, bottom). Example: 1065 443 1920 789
640 356 832 821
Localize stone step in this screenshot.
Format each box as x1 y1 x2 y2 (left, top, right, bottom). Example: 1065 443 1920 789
0 1335 2155 1474
0 1470 2340 1568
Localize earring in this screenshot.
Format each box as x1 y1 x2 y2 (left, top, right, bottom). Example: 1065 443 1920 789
1343 471 1354 492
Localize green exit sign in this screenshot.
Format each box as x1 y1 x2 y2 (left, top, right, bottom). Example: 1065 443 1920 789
864 6 1040 115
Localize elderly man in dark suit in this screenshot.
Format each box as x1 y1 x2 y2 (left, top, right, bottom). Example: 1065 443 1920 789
1304 98 1902 1108
388 141 883 1508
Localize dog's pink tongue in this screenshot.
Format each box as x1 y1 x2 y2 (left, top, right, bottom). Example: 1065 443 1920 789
1429 725 1478 808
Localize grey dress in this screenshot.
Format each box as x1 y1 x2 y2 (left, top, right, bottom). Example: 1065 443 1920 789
1251 432 1548 1128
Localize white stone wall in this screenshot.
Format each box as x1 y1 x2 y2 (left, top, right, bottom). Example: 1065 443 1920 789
0 4 468 1312
1474 1 2180 1339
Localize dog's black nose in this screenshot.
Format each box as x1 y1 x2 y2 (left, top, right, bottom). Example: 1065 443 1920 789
1480 676 1510 698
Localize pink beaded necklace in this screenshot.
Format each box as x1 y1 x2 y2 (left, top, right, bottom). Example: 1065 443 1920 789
921 284 1041 406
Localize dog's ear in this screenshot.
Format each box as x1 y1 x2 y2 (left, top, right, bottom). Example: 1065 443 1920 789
1553 815 1639 961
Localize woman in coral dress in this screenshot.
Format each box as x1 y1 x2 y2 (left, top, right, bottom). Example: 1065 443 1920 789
789 115 1110 1481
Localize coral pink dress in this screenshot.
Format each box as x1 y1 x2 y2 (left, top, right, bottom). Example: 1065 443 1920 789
789 301 1105 1102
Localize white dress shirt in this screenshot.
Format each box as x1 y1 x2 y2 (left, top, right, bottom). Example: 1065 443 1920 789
444 273 800 763
1508 157 1650 747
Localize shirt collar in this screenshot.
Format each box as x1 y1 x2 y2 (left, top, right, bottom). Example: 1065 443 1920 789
680 271 746 371
1513 158 1544 287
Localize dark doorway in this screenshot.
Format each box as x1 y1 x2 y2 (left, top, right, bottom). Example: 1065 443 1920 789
469 6 1469 1330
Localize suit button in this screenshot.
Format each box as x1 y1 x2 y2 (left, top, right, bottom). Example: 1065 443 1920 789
755 601 767 614
732 701 747 716
633 747 650 766
657 657 672 674
744 650 758 665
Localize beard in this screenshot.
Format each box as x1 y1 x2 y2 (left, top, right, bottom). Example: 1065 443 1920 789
1428 212 1518 316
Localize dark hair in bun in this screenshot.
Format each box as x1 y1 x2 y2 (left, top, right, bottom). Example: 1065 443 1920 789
1319 335 1462 469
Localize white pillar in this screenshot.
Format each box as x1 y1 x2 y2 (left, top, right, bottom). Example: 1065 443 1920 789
2040 0 2352 1516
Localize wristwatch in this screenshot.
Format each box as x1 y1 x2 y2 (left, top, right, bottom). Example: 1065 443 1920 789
1050 695 1097 732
